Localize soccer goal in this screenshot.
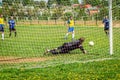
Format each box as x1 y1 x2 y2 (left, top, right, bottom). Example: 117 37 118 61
0 0 120 65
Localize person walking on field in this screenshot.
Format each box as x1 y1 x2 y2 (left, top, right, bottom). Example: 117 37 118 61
64 16 75 41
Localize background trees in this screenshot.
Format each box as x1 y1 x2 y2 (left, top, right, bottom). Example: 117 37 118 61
1 0 120 20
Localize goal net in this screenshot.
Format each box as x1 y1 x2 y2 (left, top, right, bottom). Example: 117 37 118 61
0 0 120 66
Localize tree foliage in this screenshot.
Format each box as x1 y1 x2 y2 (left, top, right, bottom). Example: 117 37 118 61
2 0 120 20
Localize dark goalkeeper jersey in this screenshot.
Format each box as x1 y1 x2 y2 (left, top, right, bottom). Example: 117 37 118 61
49 38 86 54
57 40 83 53
102 18 109 28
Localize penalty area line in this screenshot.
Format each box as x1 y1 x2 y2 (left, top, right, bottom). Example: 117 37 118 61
24 57 119 69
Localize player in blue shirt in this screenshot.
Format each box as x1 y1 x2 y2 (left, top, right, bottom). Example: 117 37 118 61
102 16 109 35
8 16 17 37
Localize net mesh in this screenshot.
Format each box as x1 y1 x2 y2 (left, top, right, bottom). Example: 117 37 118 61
0 0 120 67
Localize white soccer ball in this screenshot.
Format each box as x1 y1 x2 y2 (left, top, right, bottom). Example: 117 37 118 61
89 41 94 46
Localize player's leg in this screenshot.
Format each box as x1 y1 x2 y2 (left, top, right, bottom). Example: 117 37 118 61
65 27 72 39
104 27 107 34
13 28 17 37
9 28 12 37
1 26 4 40
104 27 109 35
0 25 4 40
50 49 59 54
0 31 4 40
72 31 75 41
106 27 109 35
64 32 69 39
104 30 109 35
2 32 4 40
69 27 75 41
104 26 106 34
106 30 109 35
44 48 59 55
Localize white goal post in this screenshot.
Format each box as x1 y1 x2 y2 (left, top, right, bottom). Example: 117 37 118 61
109 0 113 55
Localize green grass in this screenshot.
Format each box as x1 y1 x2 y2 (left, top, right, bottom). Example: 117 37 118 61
0 59 120 80
1 25 119 57
0 25 120 79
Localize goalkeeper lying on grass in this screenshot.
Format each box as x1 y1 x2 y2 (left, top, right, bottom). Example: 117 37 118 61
45 37 87 55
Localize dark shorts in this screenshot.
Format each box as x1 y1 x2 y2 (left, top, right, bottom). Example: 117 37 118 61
9 28 16 32
0 25 4 32
104 26 109 30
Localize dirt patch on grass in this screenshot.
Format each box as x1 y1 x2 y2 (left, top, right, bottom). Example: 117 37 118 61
0 56 54 64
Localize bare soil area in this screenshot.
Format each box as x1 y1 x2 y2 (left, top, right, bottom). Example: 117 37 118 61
0 56 53 64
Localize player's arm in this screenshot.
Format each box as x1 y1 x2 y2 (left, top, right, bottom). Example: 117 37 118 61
66 20 70 28
7 20 11 28
79 45 87 54
14 20 16 26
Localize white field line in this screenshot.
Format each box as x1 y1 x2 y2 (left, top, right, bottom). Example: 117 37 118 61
24 57 119 69
65 58 114 64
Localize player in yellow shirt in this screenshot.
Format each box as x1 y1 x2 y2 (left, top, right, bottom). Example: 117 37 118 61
0 14 4 40
64 16 75 41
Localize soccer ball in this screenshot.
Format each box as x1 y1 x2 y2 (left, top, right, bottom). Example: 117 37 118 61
89 41 94 46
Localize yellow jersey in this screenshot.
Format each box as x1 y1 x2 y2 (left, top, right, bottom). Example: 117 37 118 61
0 18 4 24
68 19 74 27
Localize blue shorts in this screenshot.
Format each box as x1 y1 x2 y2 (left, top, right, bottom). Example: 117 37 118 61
68 27 74 32
0 24 4 32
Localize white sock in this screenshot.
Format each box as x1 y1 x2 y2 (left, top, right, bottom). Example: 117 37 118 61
65 33 68 38
47 49 50 52
72 33 74 39
2 33 4 40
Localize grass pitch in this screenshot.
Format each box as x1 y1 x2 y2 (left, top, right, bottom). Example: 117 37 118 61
0 25 120 80
1 25 119 57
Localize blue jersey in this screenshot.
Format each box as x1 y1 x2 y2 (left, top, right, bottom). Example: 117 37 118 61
8 20 15 29
102 18 109 28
